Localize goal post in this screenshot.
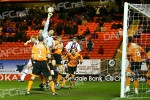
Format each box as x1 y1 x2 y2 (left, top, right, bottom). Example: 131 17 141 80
120 2 128 98
121 2 150 98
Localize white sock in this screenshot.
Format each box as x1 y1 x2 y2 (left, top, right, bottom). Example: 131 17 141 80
135 88 138 94
126 86 130 90
20 69 29 81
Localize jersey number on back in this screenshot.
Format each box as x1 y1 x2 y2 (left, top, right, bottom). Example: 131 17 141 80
38 50 42 58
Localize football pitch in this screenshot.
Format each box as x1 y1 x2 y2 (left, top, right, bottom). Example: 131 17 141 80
0 81 149 100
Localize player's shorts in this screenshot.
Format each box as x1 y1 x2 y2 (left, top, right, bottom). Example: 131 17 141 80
130 62 142 71
53 54 62 64
68 66 77 74
32 61 50 78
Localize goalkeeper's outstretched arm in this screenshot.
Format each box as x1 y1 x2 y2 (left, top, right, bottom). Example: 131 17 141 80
42 11 53 37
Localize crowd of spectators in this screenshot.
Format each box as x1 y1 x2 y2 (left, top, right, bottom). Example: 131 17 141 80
1 0 148 59
0 1 125 43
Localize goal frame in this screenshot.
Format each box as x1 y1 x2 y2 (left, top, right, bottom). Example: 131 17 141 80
120 2 128 98
120 2 150 98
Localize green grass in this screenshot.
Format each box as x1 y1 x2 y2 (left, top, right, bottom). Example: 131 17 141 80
0 81 150 100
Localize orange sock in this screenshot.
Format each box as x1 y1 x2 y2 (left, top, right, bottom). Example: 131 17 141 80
49 81 55 93
70 74 75 87
147 80 150 86
61 78 67 87
27 81 33 92
41 74 46 84
134 80 138 89
126 77 130 86
56 74 62 84
70 80 73 87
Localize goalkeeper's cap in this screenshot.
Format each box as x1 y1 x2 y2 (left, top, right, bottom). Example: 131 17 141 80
38 35 44 42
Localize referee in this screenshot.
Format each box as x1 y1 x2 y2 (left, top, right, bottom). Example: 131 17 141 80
26 35 58 96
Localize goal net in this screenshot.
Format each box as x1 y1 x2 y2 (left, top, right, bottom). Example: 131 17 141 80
121 2 150 98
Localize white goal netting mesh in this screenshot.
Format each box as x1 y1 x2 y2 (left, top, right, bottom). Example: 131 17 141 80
122 3 150 99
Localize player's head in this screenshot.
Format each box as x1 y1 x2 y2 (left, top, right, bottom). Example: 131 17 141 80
38 35 44 42
128 36 133 43
71 48 76 55
31 36 37 42
38 29 43 35
72 37 78 43
48 30 54 36
57 36 62 42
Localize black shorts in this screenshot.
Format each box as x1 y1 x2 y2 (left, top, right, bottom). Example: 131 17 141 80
53 54 62 64
130 62 142 71
68 66 77 74
32 61 50 78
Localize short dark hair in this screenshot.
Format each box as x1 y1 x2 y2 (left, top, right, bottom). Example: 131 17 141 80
128 36 133 43
38 35 44 41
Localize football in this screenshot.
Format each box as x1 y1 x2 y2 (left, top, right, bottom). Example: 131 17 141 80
48 7 54 13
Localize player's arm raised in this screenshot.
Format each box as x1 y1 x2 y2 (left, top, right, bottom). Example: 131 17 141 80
42 8 53 37
24 39 32 46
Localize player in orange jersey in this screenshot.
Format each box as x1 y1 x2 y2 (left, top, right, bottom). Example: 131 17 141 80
52 36 64 89
61 48 83 89
126 37 145 94
117 37 145 94
26 35 58 96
